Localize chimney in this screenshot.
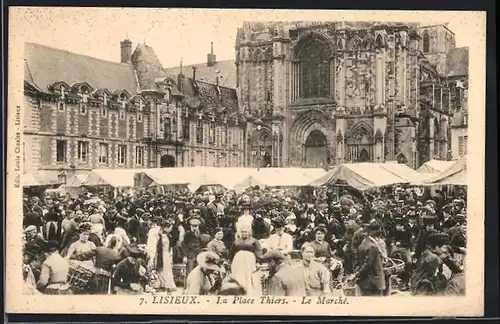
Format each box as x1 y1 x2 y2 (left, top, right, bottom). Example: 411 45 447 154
207 42 216 67
120 39 132 64
192 66 197 80
177 58 185 92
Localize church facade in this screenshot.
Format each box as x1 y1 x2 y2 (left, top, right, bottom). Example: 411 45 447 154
235 21 469 169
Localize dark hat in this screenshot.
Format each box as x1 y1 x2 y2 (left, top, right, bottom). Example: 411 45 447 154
261 250 286 262
394 217 408 225
314 224 328 234
428 232 449 244
272 217 286 228
454 214 465 222
367 220 382 232
127 245 144 258
331 204 342 213
77 222 92 233
42 240 60 252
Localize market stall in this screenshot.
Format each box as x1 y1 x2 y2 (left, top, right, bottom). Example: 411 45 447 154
417 159 456 174
309 163 412 191
423 156 467 186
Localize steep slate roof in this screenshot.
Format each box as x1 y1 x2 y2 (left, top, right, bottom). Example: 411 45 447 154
446 47 469 77
24 42 138 94
164 59 237 89
131 43 166 91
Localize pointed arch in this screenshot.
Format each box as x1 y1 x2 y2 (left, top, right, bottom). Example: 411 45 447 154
363 34 375 50
293 33 333 99
396 153 408 164
375 34 385 49
347 36 363 52
290 109 332 147
423 30 430 53
347 121 373 144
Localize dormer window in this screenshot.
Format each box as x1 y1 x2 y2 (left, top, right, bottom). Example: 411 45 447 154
82 93 88 103
164 90 170 103
103 93 108 106
58 101 65 112
121 100 126 109
138 99 143 111
60 85 66 99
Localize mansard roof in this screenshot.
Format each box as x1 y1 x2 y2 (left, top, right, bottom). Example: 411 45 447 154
164 59 237 89
24 42 138 95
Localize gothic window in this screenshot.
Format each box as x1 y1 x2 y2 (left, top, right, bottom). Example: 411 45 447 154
299 39 331 98
423 31 430 53
164 117 172 140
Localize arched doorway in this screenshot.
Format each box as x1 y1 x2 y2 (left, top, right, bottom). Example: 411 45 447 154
304 130 328 167
397 153 408 164
359 149 370 162
160 154 176 168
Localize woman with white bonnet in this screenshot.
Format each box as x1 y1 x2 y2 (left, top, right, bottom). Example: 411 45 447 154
229 221 263 296
236 194 254 232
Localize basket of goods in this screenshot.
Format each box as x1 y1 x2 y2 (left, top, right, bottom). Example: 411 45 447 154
172 264 186 287
337 276 358 296
383 258 405 276
258 263 270 295
67 260 95 293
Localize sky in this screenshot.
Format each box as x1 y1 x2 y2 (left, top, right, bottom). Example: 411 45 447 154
12 8 480 68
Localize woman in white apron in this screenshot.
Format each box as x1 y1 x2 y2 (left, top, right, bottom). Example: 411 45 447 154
146 218 177 292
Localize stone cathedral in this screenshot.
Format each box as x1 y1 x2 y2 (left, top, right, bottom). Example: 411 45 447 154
235 21 468 169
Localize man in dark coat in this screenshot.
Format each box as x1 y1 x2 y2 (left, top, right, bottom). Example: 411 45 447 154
354 221 385 296
181 218 204 278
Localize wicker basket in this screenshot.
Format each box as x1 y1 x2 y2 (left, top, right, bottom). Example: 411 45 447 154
383 258 405 276
67 262 95 293
172 264 186 287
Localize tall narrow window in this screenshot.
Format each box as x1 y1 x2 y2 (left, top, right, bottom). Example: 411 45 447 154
77 141 89 163
423 31 430 53
99 143 109 164
209 122 216 144
164 118 172 140
298 38 331 98
463 136 468 155
196 120 204 143
118 145 127 165
101 106 107 117
56 140 67 163
182 117 190 140
58 101 65 112
135 146 144 166
222 124 228 145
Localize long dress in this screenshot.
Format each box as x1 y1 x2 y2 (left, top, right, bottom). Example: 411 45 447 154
231 251 262 296
147 227 176 291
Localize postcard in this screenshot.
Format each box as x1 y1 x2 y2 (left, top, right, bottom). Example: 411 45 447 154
6 7 485 316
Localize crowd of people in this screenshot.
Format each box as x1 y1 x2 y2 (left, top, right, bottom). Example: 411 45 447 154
22 183 467 297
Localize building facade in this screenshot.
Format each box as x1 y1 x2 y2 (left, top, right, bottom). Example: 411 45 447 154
234 21 469 168
23 41 245 185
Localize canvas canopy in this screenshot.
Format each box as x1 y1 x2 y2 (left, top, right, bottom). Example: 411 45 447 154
85 168 148 187
309 163 412 191
422 156 467 186
417 159 456 174
376 163 427 183
252 168 327 187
